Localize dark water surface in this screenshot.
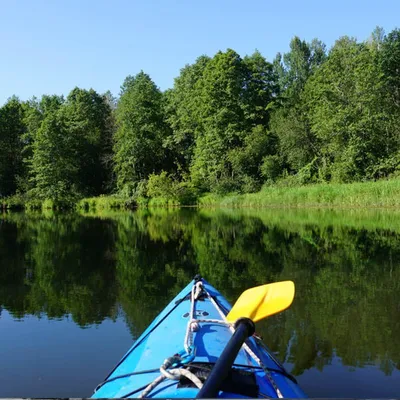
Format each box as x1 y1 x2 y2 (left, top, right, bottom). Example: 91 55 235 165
1 208 400 398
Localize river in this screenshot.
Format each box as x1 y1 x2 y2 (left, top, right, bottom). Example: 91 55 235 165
1 208 399 398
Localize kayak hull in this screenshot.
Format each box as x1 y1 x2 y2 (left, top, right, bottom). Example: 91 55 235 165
92 278 306 398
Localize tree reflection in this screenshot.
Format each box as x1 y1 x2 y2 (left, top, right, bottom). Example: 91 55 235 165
1 208 400 376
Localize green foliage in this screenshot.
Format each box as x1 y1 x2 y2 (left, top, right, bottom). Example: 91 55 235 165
260 155 284 182
198 178 400 208
188 49 247 191
22 89 114 203
164 56 210 176
184 49 277 193
273 36 326 104
114 72 171 194
42 198 76 210
61 88 115 195
0 213 117 326
1 194 26 210
270 37 326 180
228 125 278 192
29 111 80 201
0 97 26 197
381 28 400 105
25 199 42 210
242 50 279 126
146 171 175 198
270 105 317 175
77 195 134 211
305 37 391 182
21 95 64 192
146 171 198 205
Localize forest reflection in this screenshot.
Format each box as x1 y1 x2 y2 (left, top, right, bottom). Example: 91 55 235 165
1 208 399 377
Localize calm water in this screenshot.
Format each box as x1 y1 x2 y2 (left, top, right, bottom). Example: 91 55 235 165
1 208 400 398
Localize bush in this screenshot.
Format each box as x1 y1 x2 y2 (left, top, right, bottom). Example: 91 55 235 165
261 155 283 181
146 172 175 198
174 181 198 204
240 176 261 193
212 177 239 195
119 180 148 199
146 172 198 206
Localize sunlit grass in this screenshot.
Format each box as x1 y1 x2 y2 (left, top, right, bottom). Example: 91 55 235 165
76 195 133 211
198 179 400 208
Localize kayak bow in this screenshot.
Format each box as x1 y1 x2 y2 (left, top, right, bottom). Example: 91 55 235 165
92 276 307 398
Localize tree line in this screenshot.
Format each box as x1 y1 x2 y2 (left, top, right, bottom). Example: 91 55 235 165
1 27 400 205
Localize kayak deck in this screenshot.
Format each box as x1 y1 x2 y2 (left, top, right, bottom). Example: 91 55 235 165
92 277 306 398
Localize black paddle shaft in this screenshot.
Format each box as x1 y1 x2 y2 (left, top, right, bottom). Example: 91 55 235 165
196 317 256 399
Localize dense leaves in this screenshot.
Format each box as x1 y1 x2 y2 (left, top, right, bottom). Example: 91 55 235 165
0 97 26 196
30 112 78 202
62 88 114 195
2 27 400 204
114 72 171 196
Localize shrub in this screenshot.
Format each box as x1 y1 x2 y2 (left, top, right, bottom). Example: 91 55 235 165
146 171 175 198
260 155 283 181
146 172 198 206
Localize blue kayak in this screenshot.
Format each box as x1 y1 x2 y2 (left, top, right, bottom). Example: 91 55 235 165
92 276 307 398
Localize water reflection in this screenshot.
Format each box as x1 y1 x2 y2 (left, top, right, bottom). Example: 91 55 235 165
0 213 117 325
1 208 400 396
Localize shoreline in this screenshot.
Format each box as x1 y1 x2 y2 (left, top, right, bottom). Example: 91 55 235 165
3 178 400 212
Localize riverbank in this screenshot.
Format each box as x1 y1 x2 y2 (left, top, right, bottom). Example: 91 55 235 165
3 178 400 211
1 194 133 212
198 179 400 208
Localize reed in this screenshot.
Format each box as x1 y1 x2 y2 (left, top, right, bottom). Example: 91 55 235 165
198 179 400 208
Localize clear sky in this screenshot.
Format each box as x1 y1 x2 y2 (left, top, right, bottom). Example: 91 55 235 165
1 0 398 105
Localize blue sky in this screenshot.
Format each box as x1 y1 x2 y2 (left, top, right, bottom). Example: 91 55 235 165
0 0 398 105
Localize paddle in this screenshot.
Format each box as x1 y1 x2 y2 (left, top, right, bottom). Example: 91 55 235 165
196 280 295 399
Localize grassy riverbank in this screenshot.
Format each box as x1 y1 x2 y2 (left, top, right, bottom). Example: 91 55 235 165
3 178 400 211
1 194 132 211
198 179 400 208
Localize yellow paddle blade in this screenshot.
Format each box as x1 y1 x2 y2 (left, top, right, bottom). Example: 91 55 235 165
226 281 295 323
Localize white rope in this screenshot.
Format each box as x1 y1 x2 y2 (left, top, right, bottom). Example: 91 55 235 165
207 292 228 320
160 367 203 388
139 364 203 397
183 283 198 353
178 369 203 388
193 280 203 300
242 342 283 398
139 282 207 398
139 374 165 398
184 281 235 353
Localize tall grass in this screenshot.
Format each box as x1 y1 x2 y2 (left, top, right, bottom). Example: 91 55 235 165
76 195 135 211
3 195 80 211
5 178 400 212
147 197 182 207
198 179 400 208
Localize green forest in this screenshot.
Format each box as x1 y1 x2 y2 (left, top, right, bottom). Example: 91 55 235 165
2 27 400 209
